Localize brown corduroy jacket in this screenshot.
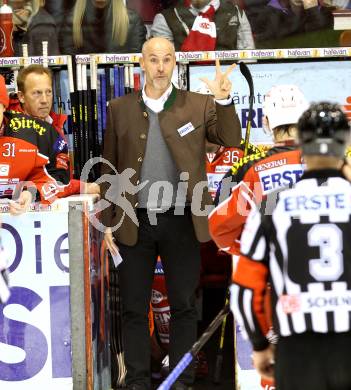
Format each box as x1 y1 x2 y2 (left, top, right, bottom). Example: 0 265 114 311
100 88 241 246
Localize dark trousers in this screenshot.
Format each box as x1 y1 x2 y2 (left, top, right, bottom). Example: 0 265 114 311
117 209 201 388
275 332 351 390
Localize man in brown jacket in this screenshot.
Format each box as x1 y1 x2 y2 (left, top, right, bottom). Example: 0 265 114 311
101 37 241 390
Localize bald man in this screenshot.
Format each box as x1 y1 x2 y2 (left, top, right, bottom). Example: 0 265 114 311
101 37 241 390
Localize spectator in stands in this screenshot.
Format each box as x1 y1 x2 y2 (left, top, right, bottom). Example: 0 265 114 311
11 0 33 33
290 0 333 31
151 0 255 51
43 0 74 31
59 0 146 55
245 0 333 42
11 0 60 56
323 0 351 7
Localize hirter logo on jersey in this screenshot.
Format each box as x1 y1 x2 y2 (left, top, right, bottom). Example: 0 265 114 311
9 116 47 136
259 164 304 194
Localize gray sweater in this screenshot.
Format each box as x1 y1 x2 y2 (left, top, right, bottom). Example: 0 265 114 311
138 108 187 210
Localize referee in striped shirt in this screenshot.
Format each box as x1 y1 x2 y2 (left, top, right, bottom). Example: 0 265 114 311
231 102 351 390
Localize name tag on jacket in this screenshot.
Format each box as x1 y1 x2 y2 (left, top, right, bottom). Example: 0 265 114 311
177 122 195 137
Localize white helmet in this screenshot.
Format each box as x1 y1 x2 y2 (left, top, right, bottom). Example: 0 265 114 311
263 85 309 131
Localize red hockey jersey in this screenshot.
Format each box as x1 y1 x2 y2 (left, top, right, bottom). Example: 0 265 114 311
0 111 70 201
8 98 81 196
209 143 303 255
206 141 260 200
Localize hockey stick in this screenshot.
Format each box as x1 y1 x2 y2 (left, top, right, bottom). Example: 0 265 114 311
77 62 86 173
115 268 126 386
177 62 189 91
239 62 254 158
53 68 62 114
157 304 230 390
42 41 48 68
113 64 120 98
21 43 28 67
90 56 100 169
67 56 80 178
124 64 130 95
100 70 107 142
213 290 230 384
212 62 255 388
109 265 118 387
118 64 125 97
105 66 112 102
82 64 90 169
129 64 135 94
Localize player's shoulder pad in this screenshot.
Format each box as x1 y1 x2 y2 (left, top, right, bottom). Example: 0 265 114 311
237 139 261 154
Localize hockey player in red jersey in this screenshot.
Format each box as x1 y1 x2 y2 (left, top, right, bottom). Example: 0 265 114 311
208 84 308 390
0 74 70 214
9 64 99 196
204 139 261 287
209 84 308 256
232 102 351 389
206 139 260 200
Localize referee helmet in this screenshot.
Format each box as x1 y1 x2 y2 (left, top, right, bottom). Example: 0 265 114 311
298 102 350 157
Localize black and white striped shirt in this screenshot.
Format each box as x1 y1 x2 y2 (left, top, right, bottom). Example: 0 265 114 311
232 170 351 350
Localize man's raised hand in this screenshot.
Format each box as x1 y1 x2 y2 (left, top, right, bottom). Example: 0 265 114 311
199 59 236 100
